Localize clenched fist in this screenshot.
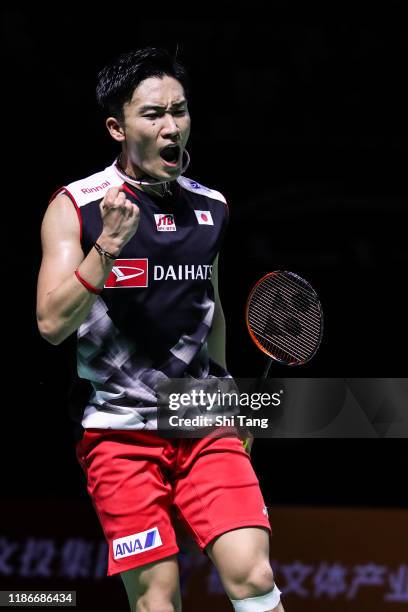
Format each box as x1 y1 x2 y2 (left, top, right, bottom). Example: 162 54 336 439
98 187 140 254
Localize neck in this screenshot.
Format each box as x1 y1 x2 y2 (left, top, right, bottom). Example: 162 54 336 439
117 152 172 198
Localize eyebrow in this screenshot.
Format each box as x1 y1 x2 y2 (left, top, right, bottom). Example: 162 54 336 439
139 100 187 113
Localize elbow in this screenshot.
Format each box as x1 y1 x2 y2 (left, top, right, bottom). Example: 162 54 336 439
37 318 64 346
44 334 63 346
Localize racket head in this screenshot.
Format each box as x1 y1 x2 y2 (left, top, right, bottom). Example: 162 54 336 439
245 270 323 366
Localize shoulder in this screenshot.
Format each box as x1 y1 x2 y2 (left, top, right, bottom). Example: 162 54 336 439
177 176 227 204
56 162 123 208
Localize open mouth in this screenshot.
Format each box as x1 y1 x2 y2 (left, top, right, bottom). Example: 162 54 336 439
159 144 181 164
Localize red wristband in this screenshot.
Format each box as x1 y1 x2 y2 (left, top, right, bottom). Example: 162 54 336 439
74 269 102 295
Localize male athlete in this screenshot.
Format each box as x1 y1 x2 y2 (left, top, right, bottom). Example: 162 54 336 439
36 48 284 612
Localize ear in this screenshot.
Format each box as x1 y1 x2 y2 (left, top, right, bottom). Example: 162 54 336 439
106 117 125 142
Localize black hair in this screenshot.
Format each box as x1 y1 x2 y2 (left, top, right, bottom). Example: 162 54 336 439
96 47 189 121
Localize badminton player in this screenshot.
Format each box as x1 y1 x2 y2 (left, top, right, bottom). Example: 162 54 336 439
36 48 284 612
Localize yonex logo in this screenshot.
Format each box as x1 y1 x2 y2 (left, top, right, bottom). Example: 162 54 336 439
105 259 148 288
113 527 162 560
262 289 311 338
154 213 176 231
189 180 209 190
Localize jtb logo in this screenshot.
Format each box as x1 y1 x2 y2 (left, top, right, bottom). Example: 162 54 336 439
113 527 162 560
154 213 176 231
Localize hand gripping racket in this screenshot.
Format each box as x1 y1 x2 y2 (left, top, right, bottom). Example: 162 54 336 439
242 271 323 450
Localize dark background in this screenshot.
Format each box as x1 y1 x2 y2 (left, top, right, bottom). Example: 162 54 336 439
1 6 407 512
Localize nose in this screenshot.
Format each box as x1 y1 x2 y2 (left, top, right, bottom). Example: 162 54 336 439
161 112 180 139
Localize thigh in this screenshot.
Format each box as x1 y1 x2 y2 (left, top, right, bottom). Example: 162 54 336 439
121 554 182 612
76 430 179 576
206 526 271 590
207 527 281 606
173 435 271 552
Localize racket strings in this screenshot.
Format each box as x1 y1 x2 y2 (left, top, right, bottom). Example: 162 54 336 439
247 271 322 365
248 329 306 362
248 319 312 362
249 293 320 341
248 324 314 360
249 286 321 343
249 303 320 354
264 275 321 326
248 306 318 362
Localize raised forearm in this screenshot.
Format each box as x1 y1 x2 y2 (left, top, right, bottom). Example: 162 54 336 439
38 234 120 345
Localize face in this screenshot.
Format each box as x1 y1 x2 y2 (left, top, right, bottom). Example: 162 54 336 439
110 75 191 181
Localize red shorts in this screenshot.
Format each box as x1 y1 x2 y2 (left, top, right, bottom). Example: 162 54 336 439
76 428 271 576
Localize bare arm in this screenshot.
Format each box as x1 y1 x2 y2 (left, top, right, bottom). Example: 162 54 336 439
36 187 139 345
207 255 254 454
207 255 227 370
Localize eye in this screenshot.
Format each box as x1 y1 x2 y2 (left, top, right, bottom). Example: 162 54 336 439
145 113 160 120
174 108 187 116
